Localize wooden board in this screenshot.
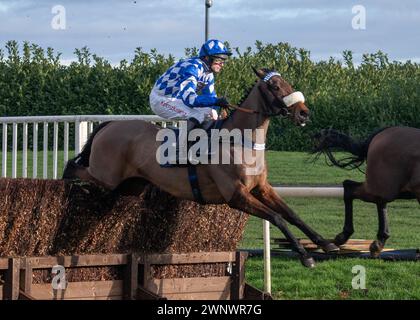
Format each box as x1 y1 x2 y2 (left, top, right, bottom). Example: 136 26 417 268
274 238 394 253
58 296 122 300
0 258 8 270
30 280 123 300
140 252 236 265
4 258 20 300
231 251 246 300
163 291 230 300
146 276 231 294
25 254 128 269
146 277 231 300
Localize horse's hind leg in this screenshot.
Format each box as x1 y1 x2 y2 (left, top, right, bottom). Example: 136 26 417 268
113 177 149 197
335 179 392 257
334 179 385 246
334 180 361 245
63 160 114 190
63 160 95 182
369 202 390 257
228 185 316 268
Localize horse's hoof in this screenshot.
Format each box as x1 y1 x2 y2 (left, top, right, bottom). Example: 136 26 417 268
369 241 383 258
322 242 340 253
300 256 316 268
334 233 350 246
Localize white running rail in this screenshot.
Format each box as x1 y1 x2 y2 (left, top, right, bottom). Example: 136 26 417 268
0 115 169 179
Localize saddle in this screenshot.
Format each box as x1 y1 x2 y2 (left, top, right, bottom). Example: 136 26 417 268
159 119 225 168
157 120 225 204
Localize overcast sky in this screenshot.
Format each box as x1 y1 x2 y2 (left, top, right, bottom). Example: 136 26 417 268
0 0 419 65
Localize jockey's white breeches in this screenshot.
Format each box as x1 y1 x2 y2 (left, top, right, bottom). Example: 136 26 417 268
149 89 218 123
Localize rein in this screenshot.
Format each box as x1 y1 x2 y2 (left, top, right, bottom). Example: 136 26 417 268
225 104 260 114
225 89 289 117
223 71 305 119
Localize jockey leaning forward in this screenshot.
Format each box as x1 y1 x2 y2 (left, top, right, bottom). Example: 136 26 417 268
149 39 232 135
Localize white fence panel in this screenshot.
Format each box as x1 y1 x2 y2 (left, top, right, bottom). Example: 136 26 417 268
2 123 7 177
0 115 166 179
22 122 28 178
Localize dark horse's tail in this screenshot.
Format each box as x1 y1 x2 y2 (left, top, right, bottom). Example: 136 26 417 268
311 128 388 170
62 121 111 179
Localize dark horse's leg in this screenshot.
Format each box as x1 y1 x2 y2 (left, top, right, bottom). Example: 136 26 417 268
369 202 390 257
256 184 339 253
335 180 392 257
228 185 316 268
334 180 361 245
371 185 418 257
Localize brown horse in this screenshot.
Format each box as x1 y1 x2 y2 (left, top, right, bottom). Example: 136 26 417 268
63 67 339 267
313 126 420 257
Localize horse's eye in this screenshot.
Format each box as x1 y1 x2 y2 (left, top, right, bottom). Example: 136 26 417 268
272 86 280 91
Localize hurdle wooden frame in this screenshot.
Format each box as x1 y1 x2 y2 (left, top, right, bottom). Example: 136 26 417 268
0 251 271 300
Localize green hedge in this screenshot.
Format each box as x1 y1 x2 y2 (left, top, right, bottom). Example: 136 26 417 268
1 40 420 151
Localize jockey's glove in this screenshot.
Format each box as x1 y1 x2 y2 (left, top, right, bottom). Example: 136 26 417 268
215 97 230 108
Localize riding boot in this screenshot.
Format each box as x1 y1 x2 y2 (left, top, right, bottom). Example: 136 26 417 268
201 119 217 156
201 119 215 131
177 118 201 164
187 117 201 131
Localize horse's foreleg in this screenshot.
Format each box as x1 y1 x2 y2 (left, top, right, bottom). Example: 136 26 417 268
256 184 339 253
228 185 315 268
334 180 361 245
370 203 390 257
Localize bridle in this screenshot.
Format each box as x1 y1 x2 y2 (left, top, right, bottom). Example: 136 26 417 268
225 72 305 118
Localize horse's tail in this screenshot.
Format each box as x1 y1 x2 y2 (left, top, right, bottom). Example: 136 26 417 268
311 128 388 170
62 121 111 179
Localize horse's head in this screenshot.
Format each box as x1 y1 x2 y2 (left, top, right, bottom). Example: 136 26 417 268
252 67 310 127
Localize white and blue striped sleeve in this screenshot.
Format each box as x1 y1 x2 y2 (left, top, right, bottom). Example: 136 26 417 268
179 65 218 108
201 73 217 98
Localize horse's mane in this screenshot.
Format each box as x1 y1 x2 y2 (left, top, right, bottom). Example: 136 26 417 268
237 68 277 106
227 68 277 119
237 79 258 106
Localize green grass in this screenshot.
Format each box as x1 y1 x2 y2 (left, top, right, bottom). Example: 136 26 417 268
2 150 75 178
246 257 420 300
240 151 420 300
2 149 420 299
239 200 420 299
266 151 366 185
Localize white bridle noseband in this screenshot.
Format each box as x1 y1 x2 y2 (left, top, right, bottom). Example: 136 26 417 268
282 91 305 107
263 72 305 107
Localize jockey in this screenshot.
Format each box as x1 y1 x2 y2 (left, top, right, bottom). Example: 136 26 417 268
149 39 232 132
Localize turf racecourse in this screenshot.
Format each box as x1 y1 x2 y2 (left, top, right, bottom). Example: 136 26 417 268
3 150 420 299
241 151 420 300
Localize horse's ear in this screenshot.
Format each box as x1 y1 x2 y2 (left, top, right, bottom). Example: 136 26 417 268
252 67 266 80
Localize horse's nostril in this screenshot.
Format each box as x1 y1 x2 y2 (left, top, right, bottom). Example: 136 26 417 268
300 111 308 118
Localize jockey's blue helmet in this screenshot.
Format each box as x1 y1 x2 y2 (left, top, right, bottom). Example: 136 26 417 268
199 39 232 60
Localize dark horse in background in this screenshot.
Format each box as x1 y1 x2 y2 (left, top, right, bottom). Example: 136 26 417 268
313 126 420 257
63 67 339 268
